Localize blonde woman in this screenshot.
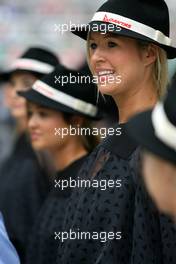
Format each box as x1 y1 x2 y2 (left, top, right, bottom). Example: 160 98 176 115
57 0 176 263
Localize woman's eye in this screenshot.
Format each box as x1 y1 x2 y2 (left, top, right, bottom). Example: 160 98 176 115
9 80 15 87
23 82 32 90
108 41 117 47
90 43 97 50
39 111 49 118
27 110 33 118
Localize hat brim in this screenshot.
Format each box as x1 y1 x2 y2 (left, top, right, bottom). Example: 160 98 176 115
126 110 176 165
0 69 44 83
71 21 176 59
18 89 103 121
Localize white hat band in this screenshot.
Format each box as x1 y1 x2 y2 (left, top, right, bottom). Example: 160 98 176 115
91 12 173 47
32 80 98 117
152 102 176 151
10 58 55 74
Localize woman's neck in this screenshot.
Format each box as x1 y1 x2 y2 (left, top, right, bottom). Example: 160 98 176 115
113 81 158 123
50 140 88 171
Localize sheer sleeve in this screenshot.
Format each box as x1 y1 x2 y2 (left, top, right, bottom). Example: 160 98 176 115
58 146 136 263
159 214 176 263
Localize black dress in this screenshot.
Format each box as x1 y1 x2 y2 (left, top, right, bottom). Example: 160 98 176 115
0 133 50 261
25 155 88 264
57 124 176 264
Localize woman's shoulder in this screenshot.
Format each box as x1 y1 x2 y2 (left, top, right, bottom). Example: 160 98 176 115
75 123 140 182
101 123 139 159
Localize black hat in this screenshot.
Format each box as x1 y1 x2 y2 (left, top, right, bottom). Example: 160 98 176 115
18 65 103 120
126 78 176 165
0 47 59 82
71 0 176 59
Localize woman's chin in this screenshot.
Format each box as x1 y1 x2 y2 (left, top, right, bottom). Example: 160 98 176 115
31 141 45 151
97 83 120 96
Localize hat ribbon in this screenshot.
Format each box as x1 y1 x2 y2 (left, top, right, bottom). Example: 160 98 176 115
152 102 176 151
91 12 172 47
10 58 55 74
32 80 98 117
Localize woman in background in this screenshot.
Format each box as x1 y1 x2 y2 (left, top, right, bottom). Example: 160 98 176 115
18 65 103 264
127 76 176 219
0 47 59 261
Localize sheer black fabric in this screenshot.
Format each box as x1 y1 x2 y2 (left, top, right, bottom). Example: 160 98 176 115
0 133 50 261
25 155 88 264
57 124 176 264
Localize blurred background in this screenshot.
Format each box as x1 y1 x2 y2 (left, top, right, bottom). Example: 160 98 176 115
0 0 175 69
0 0 104 69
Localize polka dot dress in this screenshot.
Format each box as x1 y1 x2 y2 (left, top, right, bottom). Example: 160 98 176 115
57 124 176 264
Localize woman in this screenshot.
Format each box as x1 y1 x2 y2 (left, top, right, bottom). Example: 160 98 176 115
0 47 59 261
18 65 103 264
56 0 176 263
127 76 176 219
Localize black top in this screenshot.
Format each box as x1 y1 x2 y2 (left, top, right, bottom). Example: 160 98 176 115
25 155 88 264
0 133 50 261
57 124 176 264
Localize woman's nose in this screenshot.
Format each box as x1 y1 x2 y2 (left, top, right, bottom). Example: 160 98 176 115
91 48 106 64
11 87 19 99
28 115 38 129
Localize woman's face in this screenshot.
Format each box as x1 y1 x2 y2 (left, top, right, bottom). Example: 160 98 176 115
88 32 152 97
28 103 71 152
8 72 37 120
142 151 176 218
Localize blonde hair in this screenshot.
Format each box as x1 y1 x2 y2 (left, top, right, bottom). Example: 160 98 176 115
86 32 105 102
86 33 169 100
137 40 168 99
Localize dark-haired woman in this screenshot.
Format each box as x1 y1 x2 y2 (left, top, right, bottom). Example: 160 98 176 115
18 65 103 264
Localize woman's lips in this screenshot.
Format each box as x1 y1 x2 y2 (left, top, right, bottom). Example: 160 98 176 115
30 132 41 141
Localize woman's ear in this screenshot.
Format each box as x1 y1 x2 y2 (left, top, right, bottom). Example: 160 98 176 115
143 44 158 66
70 115 84 127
